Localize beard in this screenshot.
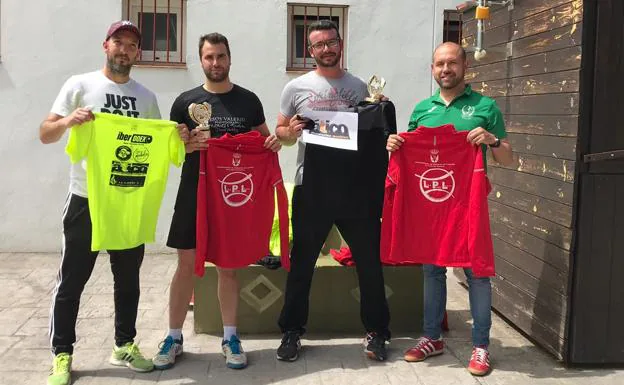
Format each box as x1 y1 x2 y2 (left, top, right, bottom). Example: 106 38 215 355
435 71 464 90
204 66 230 83
314 52 341 68
107 55 133 76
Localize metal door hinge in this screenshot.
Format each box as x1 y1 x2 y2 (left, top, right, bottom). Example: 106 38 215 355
583 150 624 163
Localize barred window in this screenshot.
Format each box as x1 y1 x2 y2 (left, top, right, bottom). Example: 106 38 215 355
287 3 348 71
443 10 463 44
123 0 186 66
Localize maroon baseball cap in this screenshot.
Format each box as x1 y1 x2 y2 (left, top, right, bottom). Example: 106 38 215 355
106 20 142 46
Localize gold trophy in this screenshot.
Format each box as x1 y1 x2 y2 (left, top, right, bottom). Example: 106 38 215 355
365 75 386 103
188 102 212 140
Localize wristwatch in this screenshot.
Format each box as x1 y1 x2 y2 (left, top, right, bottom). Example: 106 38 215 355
489 137 501 148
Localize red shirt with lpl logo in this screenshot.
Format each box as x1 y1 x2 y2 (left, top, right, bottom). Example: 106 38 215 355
195 131 290 275
380 125 495 277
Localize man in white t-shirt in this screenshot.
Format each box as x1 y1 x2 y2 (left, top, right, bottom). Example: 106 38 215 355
38 21 184 385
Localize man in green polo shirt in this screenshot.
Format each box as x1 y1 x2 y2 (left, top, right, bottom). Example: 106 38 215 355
387 42 513 376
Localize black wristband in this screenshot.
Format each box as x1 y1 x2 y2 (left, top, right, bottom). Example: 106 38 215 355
489 138 501 148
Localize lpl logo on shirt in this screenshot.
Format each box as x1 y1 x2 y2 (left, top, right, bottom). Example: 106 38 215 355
219 171 254 207
416 168 455 203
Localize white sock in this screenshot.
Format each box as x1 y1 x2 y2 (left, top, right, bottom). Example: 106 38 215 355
168 328 183 341
223 326 237 341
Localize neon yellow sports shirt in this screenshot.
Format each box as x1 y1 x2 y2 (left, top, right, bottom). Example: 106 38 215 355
66 112 185 251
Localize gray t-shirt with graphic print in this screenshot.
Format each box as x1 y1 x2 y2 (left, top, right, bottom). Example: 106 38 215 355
280 70 368 185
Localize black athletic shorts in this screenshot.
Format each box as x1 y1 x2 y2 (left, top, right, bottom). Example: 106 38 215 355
166 153 199 250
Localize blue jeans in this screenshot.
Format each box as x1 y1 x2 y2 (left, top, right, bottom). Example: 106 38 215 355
422 264 491 347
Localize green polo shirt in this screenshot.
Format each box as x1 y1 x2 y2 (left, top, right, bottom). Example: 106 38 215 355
408 85 506 166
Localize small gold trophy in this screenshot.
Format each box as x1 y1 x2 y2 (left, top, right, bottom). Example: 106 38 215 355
188 102 212 140
365 75 386 103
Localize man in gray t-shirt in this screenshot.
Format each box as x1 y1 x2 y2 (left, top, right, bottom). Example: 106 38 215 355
275 20 391 363
279 70 367 184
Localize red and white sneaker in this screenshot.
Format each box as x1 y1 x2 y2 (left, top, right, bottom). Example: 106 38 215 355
404 337 444 362
468 346 491 376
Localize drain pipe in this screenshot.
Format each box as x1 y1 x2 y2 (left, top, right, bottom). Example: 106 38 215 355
473 0 515 61
474 0 487 60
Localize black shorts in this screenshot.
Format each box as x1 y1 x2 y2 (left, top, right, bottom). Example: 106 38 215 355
167 154 199 250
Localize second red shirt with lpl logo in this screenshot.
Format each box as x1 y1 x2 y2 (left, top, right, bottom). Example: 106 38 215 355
195 131 290 275
381 125 495 277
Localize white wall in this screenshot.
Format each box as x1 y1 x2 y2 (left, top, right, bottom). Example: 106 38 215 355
0 0 456 252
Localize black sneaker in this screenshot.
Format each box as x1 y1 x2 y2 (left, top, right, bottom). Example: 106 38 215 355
256 255 282 270
276 331 301 362
364 332 388 361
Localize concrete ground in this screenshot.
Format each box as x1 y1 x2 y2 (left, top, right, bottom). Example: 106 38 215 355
0 253 621 385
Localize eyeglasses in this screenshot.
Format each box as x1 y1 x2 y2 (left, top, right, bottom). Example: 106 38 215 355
309 38 341 51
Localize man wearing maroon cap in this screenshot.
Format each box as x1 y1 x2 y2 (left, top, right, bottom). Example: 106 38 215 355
39 20 181 385
106 20 142 46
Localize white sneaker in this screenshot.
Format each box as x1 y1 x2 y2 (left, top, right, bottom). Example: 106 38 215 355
222 335 247 369
152 335 183 370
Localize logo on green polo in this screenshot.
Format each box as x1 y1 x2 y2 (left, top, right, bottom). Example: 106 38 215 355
461 105 475 120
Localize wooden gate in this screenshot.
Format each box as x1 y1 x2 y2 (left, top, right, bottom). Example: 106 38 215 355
568 0 624 364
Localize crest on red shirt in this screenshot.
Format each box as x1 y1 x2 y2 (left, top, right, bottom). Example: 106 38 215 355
430 148 439 163
232 152 242 167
